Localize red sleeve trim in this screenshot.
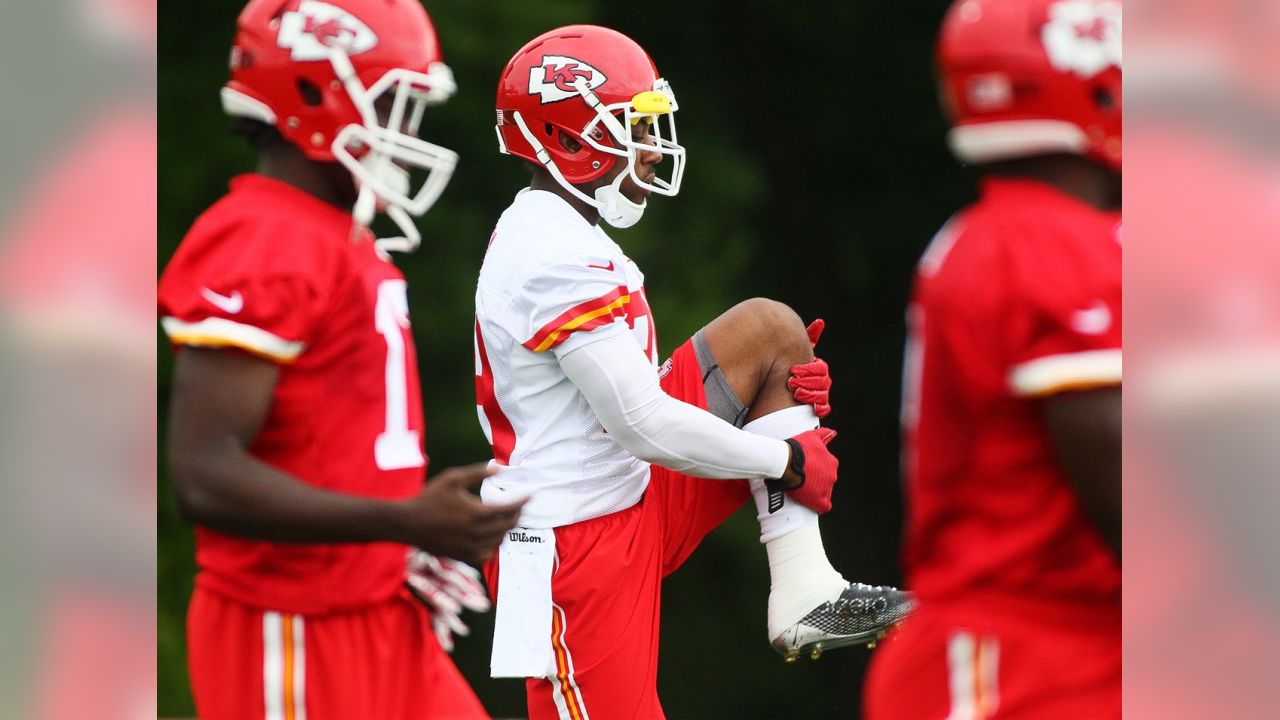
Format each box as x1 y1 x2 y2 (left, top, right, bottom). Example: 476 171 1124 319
522 285 631 352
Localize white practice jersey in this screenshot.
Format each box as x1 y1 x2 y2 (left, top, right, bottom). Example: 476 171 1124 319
475 189 659 528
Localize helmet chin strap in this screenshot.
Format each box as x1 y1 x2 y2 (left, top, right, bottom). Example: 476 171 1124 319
511 110 646 228
354 185 377 228
351 153 421 254
594 171 646 229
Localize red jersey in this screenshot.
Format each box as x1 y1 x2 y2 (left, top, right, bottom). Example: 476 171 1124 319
900 177 1121 605
159 174 426 614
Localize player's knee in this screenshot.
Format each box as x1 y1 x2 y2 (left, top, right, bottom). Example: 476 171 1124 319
735 297 811 361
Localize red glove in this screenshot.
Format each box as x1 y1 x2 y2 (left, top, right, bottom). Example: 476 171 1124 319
789 319 832 418
783 428 838 514
804 318 825 347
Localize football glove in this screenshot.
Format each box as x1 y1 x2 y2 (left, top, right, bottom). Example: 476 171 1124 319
406 549 491 653
783 428 839 514
789 319 832 418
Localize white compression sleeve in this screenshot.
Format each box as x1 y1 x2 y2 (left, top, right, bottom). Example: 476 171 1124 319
557 330 790 480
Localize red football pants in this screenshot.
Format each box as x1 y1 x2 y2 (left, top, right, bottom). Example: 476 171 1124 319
485 338 753 720
864 595 1121 720
187 585 488 719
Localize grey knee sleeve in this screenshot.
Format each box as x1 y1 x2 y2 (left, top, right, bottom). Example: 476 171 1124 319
692 328 749 428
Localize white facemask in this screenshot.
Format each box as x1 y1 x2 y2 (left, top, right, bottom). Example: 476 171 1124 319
328 50 459 253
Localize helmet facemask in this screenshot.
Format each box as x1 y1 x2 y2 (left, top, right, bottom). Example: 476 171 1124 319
580 78 686 198
327 49 459 253
509 78 686 229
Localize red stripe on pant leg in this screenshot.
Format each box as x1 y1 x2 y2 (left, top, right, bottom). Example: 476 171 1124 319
550 606 586 720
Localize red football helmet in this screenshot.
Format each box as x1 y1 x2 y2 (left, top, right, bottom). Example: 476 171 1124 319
495 25 686 228
222 0 459 251
937 0 1122 169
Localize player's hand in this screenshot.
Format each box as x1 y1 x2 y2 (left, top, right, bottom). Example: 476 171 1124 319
406 549 491 653
391 463 526 566
789 359 832 418
789 319 832 418
783 428 839 514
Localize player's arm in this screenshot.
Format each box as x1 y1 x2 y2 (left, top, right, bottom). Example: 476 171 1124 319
511 257 833 507
1042 386 1121 560
166 347 524 564
557 327 804 486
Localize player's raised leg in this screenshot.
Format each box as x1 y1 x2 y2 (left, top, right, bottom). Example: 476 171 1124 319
698 298 913 660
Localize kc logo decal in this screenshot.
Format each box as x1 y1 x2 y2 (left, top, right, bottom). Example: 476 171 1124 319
1041 0 1121 78
529 55 607 103
277 0 379 61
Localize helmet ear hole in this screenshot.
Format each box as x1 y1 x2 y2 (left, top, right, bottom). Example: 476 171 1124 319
297 78 324 107
556 130 583 154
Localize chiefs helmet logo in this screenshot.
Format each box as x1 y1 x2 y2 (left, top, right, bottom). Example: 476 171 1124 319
1041 0 1121 78
529 55 608 104
277 0 379 61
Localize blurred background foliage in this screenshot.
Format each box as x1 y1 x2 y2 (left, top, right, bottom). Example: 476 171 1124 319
159 0 971 716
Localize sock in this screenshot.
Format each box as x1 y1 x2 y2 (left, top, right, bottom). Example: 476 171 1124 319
743 406 848 639
762 523 848 639
743 406 823 543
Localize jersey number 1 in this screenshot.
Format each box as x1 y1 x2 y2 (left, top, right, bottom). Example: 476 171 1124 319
374 280 425 470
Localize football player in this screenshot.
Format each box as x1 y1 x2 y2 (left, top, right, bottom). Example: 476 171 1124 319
476 25 912 718
863 1 1121 718
158 1 522 717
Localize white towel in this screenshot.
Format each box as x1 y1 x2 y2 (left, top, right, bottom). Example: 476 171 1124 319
489 527 557 678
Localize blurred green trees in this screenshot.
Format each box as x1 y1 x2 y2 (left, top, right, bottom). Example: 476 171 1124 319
159 1 968 716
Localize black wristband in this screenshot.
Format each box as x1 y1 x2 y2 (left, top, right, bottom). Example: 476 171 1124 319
782 437 806 487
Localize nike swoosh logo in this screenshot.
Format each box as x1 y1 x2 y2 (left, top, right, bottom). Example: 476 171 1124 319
1071 300 1111 336
201 287 244 314
586 261 615 272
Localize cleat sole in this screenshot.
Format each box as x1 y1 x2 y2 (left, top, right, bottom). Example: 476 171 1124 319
773 627 894 662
